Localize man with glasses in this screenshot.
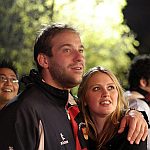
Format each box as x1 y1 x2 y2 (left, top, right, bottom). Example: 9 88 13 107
0 59 19 109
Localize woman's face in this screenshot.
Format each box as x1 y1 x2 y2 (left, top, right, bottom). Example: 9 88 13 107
85 72 118 118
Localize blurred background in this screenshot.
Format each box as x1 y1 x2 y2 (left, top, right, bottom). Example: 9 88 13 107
0 0 150 91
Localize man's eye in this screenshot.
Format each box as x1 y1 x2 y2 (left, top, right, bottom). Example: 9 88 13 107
79 49 84 53
1 76 6 80
0 76 6 81
12 78 17 81
64 48 71 53
12 79 19 83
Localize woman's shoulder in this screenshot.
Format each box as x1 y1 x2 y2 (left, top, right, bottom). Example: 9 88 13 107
106 128 147 150
87 136 97 150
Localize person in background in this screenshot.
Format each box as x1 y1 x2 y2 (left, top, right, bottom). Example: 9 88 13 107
125 54 150 150
0 59 19 109
0 24 148 150
78 66 147 150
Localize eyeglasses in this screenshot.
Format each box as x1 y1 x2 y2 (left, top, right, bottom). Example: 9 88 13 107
0 75 19 84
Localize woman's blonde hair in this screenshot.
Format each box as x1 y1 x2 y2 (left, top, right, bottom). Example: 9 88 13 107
78 66 128 149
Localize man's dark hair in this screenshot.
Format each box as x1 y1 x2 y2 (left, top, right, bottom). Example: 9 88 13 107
128 55 150 90
34 23 79 72
0 59 18 78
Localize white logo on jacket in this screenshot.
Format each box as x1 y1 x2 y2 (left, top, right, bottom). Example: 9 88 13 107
60 133 69 145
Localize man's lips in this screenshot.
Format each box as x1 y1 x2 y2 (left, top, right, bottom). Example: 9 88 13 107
70 63 84 72
2 88 13 92
72 66 83 70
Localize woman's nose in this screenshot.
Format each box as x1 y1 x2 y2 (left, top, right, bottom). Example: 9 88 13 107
102 89 110 97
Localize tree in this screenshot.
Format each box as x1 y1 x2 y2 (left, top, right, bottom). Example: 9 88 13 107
0 0 56 75
0 0 138 91
54 0 138 88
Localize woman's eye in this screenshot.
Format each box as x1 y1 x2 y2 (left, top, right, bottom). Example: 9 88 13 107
92 87 100 91
108 86 115 90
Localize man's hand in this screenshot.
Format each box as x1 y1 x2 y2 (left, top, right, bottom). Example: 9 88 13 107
118 110 148 144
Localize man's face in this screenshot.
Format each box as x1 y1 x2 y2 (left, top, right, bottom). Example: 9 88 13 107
0 68 19 108
139 78 150 94
143 79 150 93
46 31 85 89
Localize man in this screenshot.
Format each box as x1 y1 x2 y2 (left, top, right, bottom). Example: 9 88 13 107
125 54 150 149
0 24 148 150
0 59 19 109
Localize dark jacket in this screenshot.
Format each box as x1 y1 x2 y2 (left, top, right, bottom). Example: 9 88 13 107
0 69 87 150
88 128 147 150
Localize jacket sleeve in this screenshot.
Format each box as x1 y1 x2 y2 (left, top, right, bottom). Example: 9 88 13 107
108 128 147 150
13 103 40 150
118 140 147 150
0 98 40 150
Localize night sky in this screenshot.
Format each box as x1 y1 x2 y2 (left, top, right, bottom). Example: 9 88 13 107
123 0 150 54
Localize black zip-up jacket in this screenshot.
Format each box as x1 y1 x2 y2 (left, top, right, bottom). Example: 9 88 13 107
88 128 147 150
0 69 87 150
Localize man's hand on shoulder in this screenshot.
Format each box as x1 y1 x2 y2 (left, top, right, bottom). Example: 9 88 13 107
118 110 148 144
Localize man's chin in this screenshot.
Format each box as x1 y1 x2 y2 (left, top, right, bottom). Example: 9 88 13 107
72 79 82 87
3 96 13 101
65 80 81 89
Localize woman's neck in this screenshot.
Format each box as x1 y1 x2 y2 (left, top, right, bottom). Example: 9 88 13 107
92 115 108 134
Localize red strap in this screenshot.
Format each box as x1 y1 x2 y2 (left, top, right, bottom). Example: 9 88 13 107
68 106 81 150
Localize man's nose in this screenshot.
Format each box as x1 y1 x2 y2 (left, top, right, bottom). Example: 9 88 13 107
73 50 85 62
4 79 13 85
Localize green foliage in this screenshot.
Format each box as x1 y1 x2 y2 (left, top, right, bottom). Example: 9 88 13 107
0 0 56 76
0 0 139 91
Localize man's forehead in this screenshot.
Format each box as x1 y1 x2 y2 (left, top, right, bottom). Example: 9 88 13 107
0 68 16 76
54 30 79 37
51 31 81 44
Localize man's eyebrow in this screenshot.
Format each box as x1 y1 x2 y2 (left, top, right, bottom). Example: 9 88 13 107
80 45 85 49
59 44 85 49
59 44 72 48
0 74 17 78
0 73 5 76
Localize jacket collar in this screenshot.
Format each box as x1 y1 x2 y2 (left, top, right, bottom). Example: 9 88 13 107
22 69 69 106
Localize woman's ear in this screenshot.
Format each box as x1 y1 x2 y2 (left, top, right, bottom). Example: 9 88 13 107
37 53 49 68
140 78 147 88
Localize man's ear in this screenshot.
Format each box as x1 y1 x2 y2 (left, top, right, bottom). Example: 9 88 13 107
37 53 49 68
140 78 147 88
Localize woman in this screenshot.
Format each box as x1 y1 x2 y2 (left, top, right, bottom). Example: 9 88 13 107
78 66 147 150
